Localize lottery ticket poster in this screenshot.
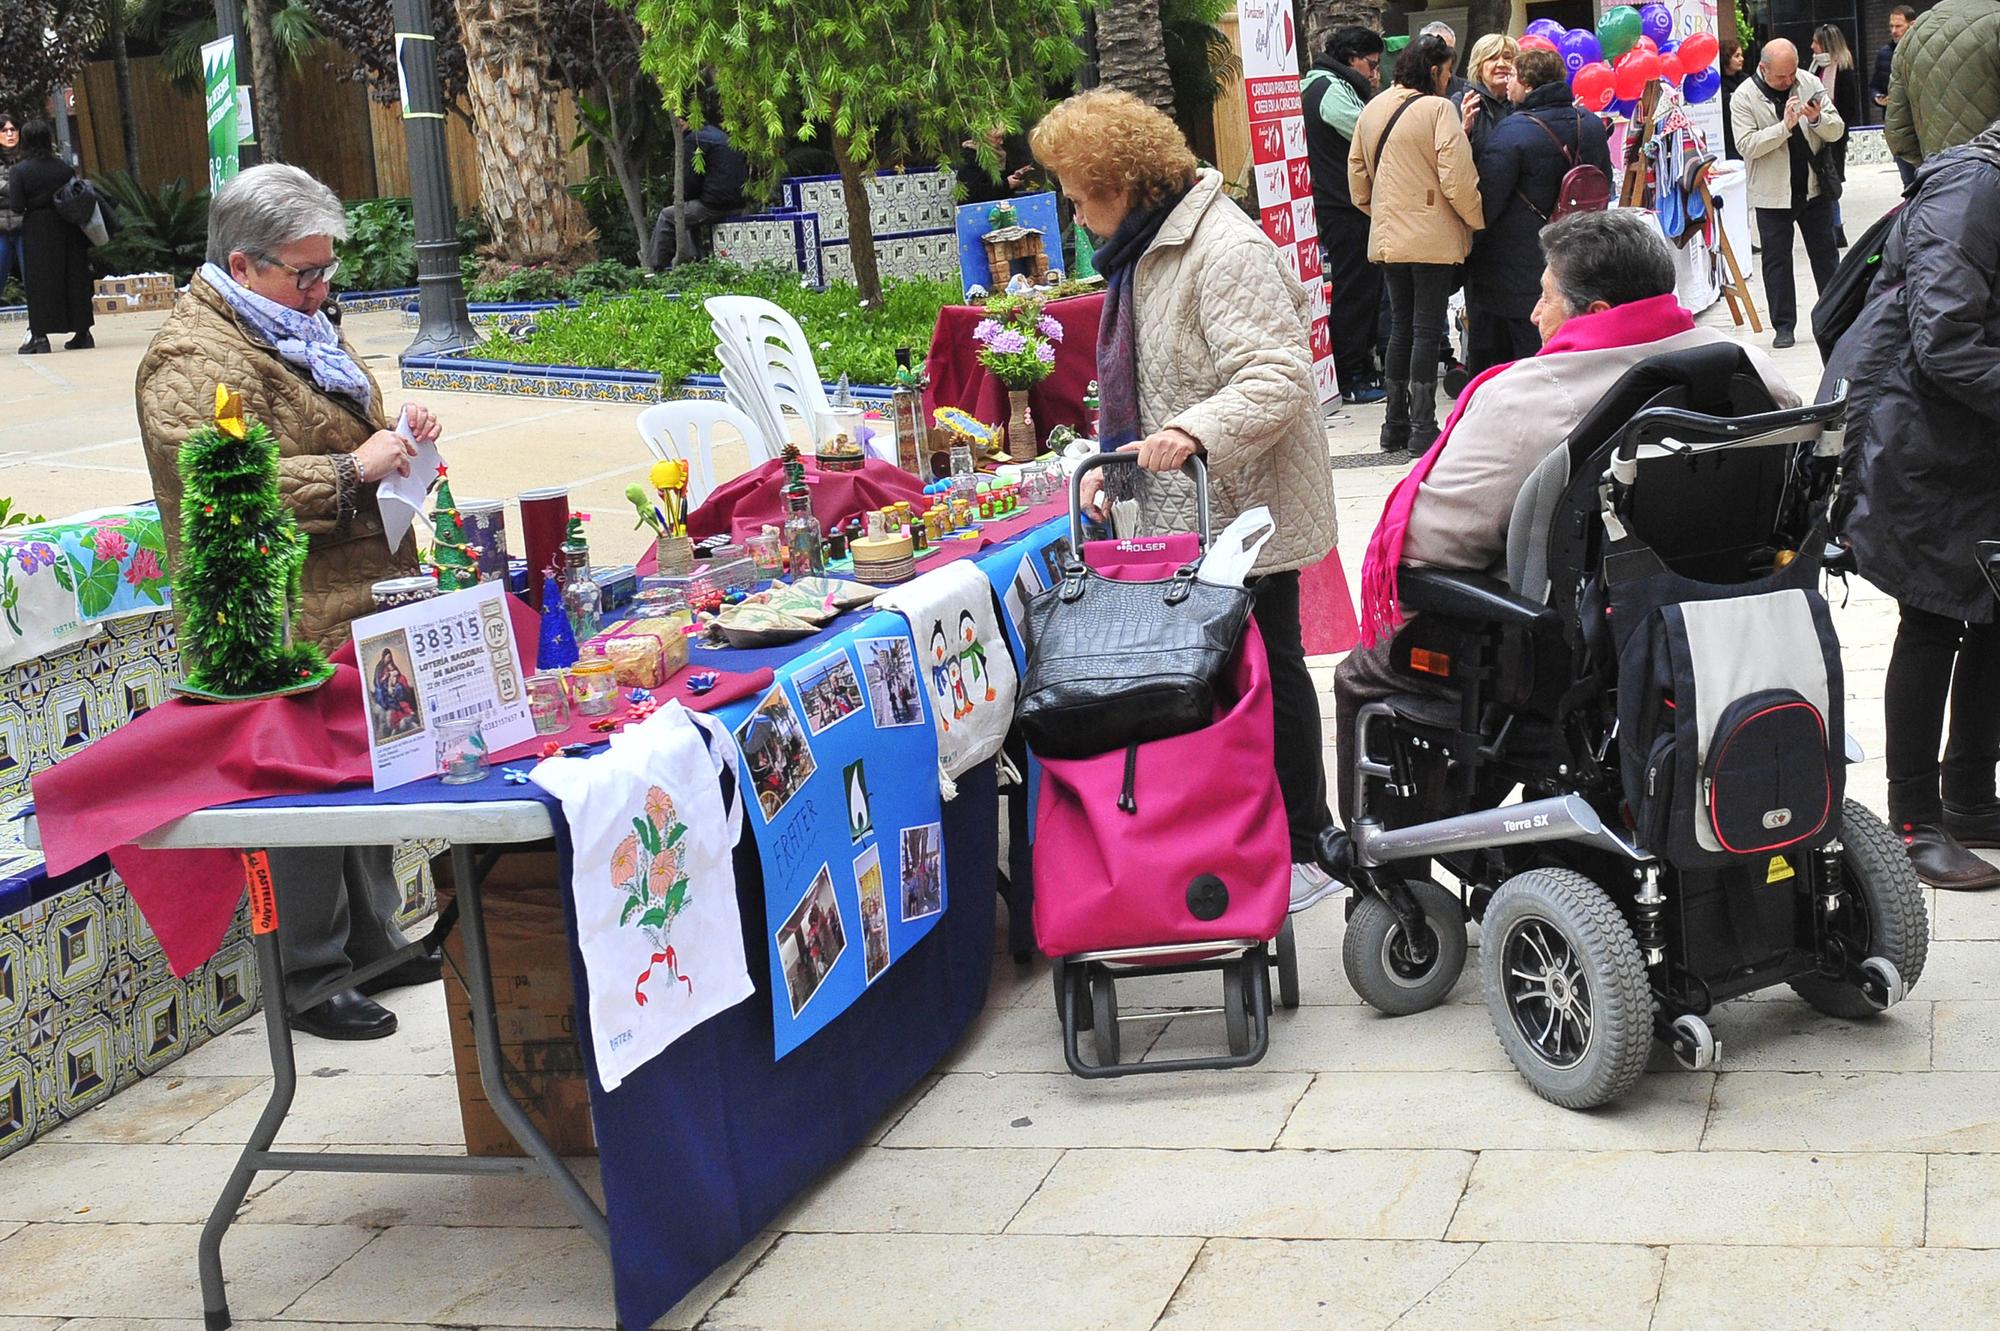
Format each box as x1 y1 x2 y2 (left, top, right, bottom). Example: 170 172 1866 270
1236 0 1339 404
349 580 534 791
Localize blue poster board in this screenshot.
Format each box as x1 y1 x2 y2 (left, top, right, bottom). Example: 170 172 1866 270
954 191 1064 298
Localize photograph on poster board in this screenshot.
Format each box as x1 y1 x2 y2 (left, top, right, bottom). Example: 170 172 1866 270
775 864 847 1016
359 630 426 742
899 821 945 922
855 843 890 982
794 649 867 736
736 686 818 822
844 758 875 845
1036 535 1075 588
857 636 924 729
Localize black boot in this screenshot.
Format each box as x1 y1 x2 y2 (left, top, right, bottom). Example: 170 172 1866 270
18 334 49 354
1314 825 1355 880
1408 377 1442 452
1944 801 2000 850
1900 823 2000 890
1379 378 1410 453
64 331 93 350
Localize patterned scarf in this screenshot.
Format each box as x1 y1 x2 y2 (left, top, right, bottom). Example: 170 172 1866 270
201 263 374 413
1092 182 1191 452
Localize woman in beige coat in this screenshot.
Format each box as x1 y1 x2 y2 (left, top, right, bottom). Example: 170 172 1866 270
1348 34 1484 453
1031 89 1346 911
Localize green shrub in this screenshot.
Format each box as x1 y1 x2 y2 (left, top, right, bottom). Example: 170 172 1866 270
474 263 958 387
94 173 210 283
335 198 416 292
564 259 648 299
466 264 568 304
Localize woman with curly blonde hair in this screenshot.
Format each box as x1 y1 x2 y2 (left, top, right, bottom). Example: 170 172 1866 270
1030 88 1346 911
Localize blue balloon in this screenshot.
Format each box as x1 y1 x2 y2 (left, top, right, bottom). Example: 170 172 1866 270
1525 17 1567 41
1611 95 1639 117
1640 3 1674 45
1558 27 1604 76
1683 64 1723 103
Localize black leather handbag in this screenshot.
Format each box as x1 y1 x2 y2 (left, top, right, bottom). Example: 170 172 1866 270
1017 455 1254 760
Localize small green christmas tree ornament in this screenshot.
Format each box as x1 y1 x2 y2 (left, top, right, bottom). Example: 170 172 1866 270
427 465 480 590
173 385 335 700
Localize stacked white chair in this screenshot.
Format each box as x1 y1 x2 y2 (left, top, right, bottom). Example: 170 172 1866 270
705 296 833 454
634 399 773 511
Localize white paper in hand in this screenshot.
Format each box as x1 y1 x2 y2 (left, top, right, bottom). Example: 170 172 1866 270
376 410 443 551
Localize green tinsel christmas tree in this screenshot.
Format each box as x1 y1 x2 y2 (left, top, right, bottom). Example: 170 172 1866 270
175 385 331 698
428 466 479 590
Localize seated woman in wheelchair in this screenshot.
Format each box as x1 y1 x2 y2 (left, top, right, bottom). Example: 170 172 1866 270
1333 210 1798 822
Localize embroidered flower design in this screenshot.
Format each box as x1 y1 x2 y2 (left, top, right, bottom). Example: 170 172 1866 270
644 786 676 828
92 529 129 563
124 548 163 587
611 832 641 892
647 845 683 900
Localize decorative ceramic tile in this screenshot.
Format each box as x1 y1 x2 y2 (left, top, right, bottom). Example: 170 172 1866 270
820 230 961 285
787 169 957 242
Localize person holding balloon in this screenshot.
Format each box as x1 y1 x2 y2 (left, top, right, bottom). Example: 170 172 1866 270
1729 38 1845 349
1346 34 1484 453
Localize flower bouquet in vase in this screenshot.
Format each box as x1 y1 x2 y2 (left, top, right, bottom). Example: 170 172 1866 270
972 293 1060 462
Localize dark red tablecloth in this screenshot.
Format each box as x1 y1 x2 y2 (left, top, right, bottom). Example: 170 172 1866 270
924 293 1102 449
676 457 926 550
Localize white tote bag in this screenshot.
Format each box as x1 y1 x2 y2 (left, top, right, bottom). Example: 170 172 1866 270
875 559 1019 798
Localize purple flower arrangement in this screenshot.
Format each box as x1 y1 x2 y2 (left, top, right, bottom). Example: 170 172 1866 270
972 293 1059 390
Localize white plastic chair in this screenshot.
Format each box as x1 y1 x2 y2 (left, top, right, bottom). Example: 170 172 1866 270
706 295 833 447
635 399 773 511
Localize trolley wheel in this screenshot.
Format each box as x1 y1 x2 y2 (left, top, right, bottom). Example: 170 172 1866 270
1051 956 1069 1019
1063 961 1091 1033
1479 867 1654 1109
1090 971 1121 1067
1274 918 1301 1010
1222 957 1254 1056
1790 800 1931 1019
1342 878 1467 1016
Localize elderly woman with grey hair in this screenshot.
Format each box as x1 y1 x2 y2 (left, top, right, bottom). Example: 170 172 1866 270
136 163 445 1041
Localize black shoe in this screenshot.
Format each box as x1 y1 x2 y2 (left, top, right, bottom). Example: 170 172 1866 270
1407 377 1442 453
1944 802 2000 850
293 988 399 1040
1901 824 2000 890
64 331 93 350
357 949 444 996
1314 825 1355 880
1773 329 1797 349
18 336 49 355
1379 378 1411 452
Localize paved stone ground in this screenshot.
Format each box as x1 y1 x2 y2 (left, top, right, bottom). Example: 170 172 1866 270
5 161 1999 1330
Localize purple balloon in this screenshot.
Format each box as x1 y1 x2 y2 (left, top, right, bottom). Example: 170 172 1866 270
1611 95 1640 117
1683 64 1723 103
1640 3 1674 45
1558 27 1604 76
1525 17 1567 41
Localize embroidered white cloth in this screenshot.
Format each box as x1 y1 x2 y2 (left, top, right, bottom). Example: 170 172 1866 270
875 560 1019 798
530 703 753 1091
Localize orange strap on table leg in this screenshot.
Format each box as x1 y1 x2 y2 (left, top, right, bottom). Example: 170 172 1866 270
242 850 279 935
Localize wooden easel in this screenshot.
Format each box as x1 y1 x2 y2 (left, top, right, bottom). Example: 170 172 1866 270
1618 80 1762 332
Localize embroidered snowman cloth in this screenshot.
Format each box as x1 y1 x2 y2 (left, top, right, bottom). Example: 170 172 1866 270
876 561 1019 798
530 703 753 1092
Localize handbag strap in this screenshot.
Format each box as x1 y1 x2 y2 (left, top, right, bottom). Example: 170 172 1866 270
1513 113 1578 223
1372 93 1429 177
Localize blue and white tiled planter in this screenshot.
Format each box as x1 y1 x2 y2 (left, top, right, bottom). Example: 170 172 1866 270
399 348 895 408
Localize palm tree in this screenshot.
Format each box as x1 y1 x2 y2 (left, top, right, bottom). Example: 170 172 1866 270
1096 0 1177 118
124 0 322 165
1298 0 1384 60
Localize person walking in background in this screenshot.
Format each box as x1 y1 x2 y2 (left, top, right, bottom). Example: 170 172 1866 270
1729 39 1843 349
1349 33 1483 454
1459 34 1520 154
1885 0 2000 170
1030 89 1344 912
1873 5 1917 182
1719 37 1752 158
5 121 93 355
1466 49 1613 374
1811 24 1860 244
1825 118 2000 890
1304 25 1388 405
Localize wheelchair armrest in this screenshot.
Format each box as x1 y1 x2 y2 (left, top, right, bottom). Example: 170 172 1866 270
1399 566 1559 633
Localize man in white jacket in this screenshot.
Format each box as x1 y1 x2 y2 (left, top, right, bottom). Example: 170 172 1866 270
1729 38 1846 348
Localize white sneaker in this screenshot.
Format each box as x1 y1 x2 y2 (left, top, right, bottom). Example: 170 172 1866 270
1289 862 1347 914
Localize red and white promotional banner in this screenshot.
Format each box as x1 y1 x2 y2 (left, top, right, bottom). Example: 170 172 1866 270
1237 0 1338 403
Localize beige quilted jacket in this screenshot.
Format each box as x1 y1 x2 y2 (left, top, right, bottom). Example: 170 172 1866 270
137 274 418 653
1125 169 1340 575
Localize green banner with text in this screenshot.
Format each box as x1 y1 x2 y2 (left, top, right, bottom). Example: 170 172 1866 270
201 36 238 191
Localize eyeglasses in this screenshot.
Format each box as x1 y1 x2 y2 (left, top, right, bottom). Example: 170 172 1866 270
251 251 340 291
1363 56 1382 69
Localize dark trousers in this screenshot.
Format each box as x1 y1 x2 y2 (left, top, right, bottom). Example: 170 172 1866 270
1465 308 1540 376
1253 570 1333 860
1755 197 1841 334
1897 156 1918 189
647 200 722 270
266 844 412 1008
1321 209 1382 389
1382 262 1455 383
1884 602 2000 828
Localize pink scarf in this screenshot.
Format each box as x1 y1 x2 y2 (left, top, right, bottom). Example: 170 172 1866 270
1356 294 1696 647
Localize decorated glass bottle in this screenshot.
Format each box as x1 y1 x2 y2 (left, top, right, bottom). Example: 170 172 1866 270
778 444 824 579
558 513 600 641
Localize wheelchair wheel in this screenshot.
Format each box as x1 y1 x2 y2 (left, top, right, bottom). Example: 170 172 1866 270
1090 971 1121 1067
1274 919 1301 1011
1480 868 1653 1109
1342 879 1467 1016
1790 800 1931 1020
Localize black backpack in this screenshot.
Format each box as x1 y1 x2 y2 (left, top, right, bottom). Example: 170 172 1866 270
1811 201 1904 362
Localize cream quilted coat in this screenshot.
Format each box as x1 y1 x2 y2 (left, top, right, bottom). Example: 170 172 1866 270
1128 169 1339 575
137 274 419 653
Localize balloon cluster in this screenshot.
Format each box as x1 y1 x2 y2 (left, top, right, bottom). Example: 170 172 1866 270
1531 6 1723 116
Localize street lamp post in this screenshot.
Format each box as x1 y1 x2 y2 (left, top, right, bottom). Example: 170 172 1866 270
211 0 261 168
390 0 476 357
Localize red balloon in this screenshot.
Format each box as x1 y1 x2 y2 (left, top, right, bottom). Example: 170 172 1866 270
1613 51 1660 100
1519 33 1558 52
1632 35 1659 56
1573 61 1617 111
1679 30 1720 70
1658 49 1685 82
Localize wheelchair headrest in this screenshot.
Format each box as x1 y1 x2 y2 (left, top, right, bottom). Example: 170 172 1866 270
1562 343 1778 469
